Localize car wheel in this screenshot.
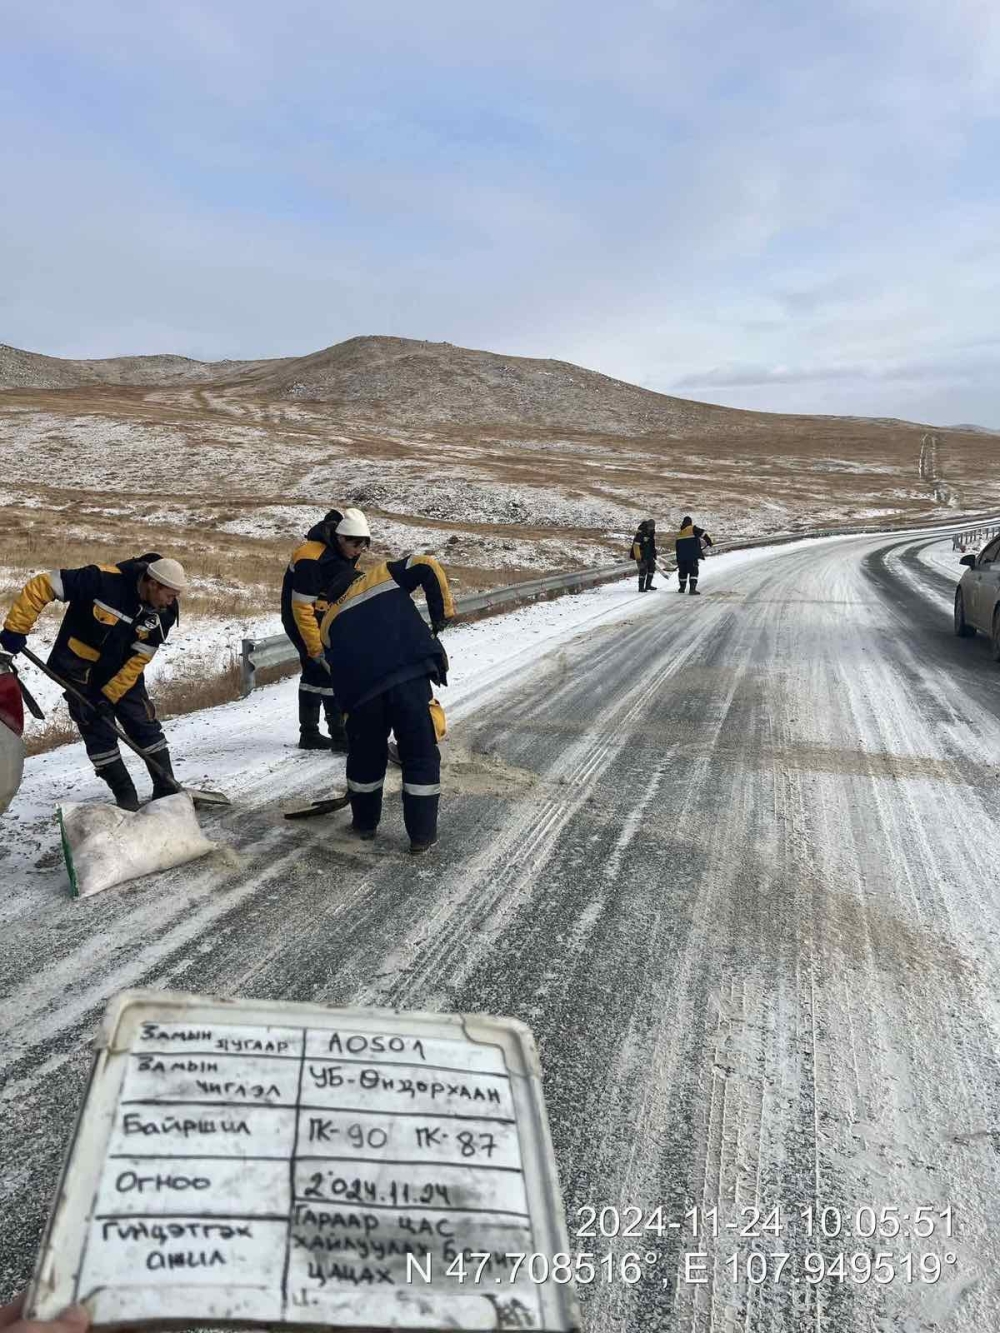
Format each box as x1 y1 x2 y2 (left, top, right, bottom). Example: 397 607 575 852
955 589 976 637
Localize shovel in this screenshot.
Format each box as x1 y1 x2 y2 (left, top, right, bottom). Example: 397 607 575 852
5 657 47 720
21 647 230 810
283 793 351 820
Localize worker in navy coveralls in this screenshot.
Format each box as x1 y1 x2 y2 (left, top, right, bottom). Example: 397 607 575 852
674 516 714 595
320 553 455 854
1 555 186 809
280 508 369 751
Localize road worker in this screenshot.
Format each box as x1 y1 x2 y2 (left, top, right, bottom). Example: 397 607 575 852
280 508 370 750
675 516 714 594
320 553 454 855
630 519 658 591
0 555 187 809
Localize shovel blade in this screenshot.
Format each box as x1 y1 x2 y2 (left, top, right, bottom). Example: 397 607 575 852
185 787 231 809
284 793 351 820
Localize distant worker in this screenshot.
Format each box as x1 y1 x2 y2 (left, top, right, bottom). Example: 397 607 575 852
320 554 454 855
0 555 187 809
630 519 658 592
281 508 370 751
675 516 714 595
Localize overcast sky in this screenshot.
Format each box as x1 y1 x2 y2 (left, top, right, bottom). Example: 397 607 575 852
4 0 1000 426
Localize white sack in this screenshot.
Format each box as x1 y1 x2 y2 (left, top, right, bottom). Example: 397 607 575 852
58 793 217 898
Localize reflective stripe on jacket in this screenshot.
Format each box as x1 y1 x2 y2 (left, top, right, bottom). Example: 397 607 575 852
3 558 175 702
280 522 357 659
320 555 455 712
675 524 712 563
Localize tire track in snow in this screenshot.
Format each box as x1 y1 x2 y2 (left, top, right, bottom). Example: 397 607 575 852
6 534 1000 1328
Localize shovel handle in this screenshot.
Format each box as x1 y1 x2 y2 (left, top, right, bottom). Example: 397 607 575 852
2 655 46 720
19 646 183 795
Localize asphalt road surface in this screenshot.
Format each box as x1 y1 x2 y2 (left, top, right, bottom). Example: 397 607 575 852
4 529 1000 1331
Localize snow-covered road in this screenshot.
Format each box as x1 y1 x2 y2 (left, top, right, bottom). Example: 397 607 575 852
3 528 1000 1330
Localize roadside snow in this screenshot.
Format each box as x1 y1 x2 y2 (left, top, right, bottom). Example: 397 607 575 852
1 524 972 887
918 539 971 584
0 543 807 851
16 612 284 739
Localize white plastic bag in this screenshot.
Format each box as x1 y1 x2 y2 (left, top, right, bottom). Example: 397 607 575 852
58 793 217 898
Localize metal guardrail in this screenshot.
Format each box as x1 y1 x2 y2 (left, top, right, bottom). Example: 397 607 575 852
952 525 1000 551
239 513 1000 696
239 562 635 696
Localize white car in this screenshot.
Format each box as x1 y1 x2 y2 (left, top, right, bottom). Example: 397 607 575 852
0 653 25 814
954 536 1000 653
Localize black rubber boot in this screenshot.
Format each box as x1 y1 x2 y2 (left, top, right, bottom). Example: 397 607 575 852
99 758 140 811
146 747 178 800
689 579 700 595
645 576 656 590
299 692 332 748
324 703 349 754
678 582 687 593
637 576 645 592
299 731 333 750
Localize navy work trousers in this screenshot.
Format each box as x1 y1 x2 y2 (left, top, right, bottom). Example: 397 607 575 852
297 648 346 741
345 675 440 843
66 679 167 774
677 557 699 587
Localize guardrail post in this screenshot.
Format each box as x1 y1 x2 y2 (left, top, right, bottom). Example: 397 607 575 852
240 639 255 699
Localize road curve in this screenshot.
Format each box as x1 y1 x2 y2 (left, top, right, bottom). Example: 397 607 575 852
4 530 1000 1331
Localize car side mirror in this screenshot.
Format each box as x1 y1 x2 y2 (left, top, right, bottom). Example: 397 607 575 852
960 554 977 567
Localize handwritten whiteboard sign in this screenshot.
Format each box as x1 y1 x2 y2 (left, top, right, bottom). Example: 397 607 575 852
26 990 580 1332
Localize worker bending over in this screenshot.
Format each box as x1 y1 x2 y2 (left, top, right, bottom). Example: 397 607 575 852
320 554 454 854
1 555 187 809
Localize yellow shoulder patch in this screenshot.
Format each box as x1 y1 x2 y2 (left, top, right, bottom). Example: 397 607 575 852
320 564 393 645
407 554 456 618
291 540 326 567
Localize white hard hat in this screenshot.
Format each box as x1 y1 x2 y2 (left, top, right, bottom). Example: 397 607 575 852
145 557 188 591
335 508 371 540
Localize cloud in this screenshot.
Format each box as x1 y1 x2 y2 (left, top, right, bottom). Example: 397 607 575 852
674 342 1000 391
2 0 1000 425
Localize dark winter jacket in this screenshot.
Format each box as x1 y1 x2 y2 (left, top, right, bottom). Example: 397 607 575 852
320 555 455 712
630 526 657 565
280 521 358 660
3 558 177 702
675 524 713 564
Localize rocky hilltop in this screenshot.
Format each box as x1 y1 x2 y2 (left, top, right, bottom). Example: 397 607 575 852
217 335 743 435
2 335 745 435
2 334 997 597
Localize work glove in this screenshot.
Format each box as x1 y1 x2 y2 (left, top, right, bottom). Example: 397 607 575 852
431 638 450 683
431 617 450 635
312 653 332 675
86 689 117 723
0 629 26 655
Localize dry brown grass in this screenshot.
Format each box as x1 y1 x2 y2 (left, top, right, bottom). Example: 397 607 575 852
4 377 994 569
3 346 998 765
0 507 284 614
23 716 79 756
